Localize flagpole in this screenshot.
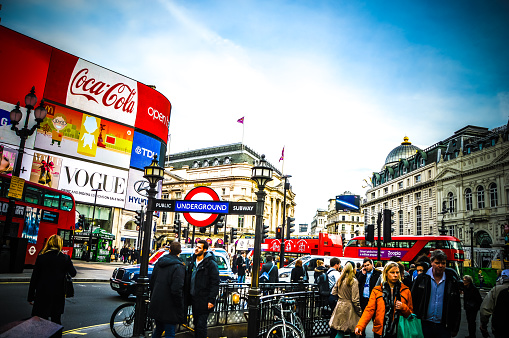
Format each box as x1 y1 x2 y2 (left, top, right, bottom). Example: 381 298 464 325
281 146 285 175
242 122 245 149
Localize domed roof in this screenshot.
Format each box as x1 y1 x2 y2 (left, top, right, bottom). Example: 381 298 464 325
383 137 421 169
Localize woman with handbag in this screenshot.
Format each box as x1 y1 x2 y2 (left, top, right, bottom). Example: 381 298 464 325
329 261 362 338
28 234 77 331
354 262 414 338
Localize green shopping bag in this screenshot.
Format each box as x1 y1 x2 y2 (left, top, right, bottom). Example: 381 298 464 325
397 313 424 338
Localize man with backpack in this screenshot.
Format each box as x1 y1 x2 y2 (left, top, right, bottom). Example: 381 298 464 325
480 269 509 338
260 255 278 283
315 258 341 319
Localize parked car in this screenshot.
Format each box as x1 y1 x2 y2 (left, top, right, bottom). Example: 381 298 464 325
110 247 235 297
278 255 364 283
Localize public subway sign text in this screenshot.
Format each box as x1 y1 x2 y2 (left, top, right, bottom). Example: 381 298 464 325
150 200 256 215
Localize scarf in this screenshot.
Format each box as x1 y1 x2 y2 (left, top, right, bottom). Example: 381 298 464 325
382 281 401 337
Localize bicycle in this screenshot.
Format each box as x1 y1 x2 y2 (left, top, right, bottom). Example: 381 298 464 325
265 297 305 338
110 302 154 338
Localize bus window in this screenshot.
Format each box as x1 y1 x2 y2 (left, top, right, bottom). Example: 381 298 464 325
43 192 60 209
447 241 463 250
347 240 359 247
57 229 73 247
61 195 73 211
24 186 43 205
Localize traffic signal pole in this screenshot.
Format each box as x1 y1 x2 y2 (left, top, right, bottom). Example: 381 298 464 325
279 175 291 268
377 212 382 262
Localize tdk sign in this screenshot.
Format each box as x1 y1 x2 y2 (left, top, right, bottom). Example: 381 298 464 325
130 131 161 170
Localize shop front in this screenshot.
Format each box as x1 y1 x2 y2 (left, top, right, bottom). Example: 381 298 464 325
73 228 115 262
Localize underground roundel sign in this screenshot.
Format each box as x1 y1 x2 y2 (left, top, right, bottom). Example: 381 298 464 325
182 186 221 227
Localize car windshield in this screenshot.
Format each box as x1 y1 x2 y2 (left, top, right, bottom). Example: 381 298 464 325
150 250 228 270
286 257 310 268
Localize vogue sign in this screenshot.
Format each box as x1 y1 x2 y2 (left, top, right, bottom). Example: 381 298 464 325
66 59 138 126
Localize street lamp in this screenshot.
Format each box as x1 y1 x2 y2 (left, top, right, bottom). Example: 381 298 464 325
133 155 164 336
438 201 450 236
1 87 47 272
470 219 475 268
248 154 273 338
86 188 101 262
280 175 291 268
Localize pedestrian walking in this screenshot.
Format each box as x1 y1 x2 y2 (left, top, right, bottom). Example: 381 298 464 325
462 275 482 338
480 269 509 338
27 234 77 334
185 240 220 338
314 259 327 281
231 253 238 274
356 258 382 312
411 249 461 338
149 241 185 338
237 252 247 283
290 259 308 283
330 262 362 338
354 261 413 338
326 257 342 312
478 270 485 289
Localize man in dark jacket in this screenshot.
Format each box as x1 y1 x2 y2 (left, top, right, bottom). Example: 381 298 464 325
411 249 461 338
185 240 220 338
148 242 185 338
260 255 279 282
356 258 381 312
462 275 482 338
237 252 246 283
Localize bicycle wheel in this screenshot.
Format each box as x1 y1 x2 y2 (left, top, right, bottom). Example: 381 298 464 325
265 322 303 338
110 302 136 338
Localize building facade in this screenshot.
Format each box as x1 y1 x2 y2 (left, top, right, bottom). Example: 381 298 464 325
326 197 365 242
157 143 296 252
311 209 328 235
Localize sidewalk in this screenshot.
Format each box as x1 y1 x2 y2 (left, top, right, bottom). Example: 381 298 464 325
0 260 129 283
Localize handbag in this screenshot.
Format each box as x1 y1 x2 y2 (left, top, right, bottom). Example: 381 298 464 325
259 263 274 283
65 273 74 298
397 313 424 338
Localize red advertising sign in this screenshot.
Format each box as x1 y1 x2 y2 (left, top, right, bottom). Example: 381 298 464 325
136 83 171 142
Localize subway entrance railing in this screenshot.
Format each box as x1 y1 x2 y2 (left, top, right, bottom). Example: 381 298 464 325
177 282 331 337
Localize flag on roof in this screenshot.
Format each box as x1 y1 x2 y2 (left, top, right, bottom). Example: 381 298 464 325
279 147 285 162
237 117 244 124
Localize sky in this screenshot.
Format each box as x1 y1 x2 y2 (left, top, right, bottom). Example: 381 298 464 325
2 0 508 225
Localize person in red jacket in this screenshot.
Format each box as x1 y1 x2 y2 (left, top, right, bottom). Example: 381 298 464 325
355 262 413 338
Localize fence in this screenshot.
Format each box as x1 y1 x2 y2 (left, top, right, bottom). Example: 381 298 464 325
178 282 331 337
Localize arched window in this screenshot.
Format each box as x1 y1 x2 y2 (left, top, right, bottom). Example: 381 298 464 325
489 183 498 207
448 192 455 212
465 188 472 211
202 160 209 167
213 158 219 166
477 186 485 209
224 157 231 164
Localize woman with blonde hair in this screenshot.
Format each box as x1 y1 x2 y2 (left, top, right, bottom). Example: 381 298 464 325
354 262 413 338
329 261 362 338
28 234 76 329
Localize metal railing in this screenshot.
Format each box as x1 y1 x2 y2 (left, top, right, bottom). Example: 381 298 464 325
177 282 331 337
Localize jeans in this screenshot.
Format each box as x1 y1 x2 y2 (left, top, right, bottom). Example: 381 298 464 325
422 320 451 338
152 320 176 338
238 274 245 283
465 309 478 338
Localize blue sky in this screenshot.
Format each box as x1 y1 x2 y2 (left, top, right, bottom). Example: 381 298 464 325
2 0 508 225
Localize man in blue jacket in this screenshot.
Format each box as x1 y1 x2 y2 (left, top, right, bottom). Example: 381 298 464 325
185 240 220 338
149 241 185 338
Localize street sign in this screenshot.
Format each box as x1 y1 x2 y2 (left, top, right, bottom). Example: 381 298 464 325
229 202 256 215
152 199 174 212
183 186 221 227
175 200 229 213
8 176 25 199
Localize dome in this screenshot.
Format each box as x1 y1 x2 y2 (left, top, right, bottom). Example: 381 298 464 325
383 137 421 169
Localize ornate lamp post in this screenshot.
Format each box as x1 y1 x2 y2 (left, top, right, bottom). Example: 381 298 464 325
133 155 164 336
438 201 450 236
470 219 475 268
248 154 273 338
1 87 47 272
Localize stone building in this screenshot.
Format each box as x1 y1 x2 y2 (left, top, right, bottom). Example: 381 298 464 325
311 209 328 235
157 143 296 251
326 195 365 242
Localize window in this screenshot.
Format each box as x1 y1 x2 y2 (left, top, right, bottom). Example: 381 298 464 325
162 212 167 224
398 198 403 205
448 192 455 212
238 215 245 228
213 158 219 166
429 207 432 219
428 188 432 197
357 217 359 222
489 183 498 207
351 225 354 231
371 192 375 198
420 158 425 167
224 157 231 164
202 160 209 167
416 206 422 235
43 192 60 209
428 170 432 179
61 195 73 211
415 192 421 200
193 161 199 168
342 224 345 231
342 216 345 221
384 187 388 194
415 175 421 183
465 188 472 211
175 192 182 199
477 186 485 209
398 210 403 235
351 216 355 221
57 229 72 247
24 186 43 205
398 182 403 189
222 188 226 195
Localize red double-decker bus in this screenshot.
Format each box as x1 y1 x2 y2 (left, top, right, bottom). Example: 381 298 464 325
0 173 76 265
343 235 465 272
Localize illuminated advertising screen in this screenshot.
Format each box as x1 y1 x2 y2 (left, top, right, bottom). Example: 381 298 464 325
130 131 162 170
35 102 134 168
336 195 361 212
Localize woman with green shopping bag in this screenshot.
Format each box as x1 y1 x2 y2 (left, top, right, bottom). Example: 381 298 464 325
354 262 415 338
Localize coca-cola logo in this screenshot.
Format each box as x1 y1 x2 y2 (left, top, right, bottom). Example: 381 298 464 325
70 68 136 114
148 107 169 127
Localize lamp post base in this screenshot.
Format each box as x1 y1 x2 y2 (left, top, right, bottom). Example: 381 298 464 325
247 287 261 338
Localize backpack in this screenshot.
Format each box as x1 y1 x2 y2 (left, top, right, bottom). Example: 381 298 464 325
260 263 275 283
316 270 332 296
492 286 509 333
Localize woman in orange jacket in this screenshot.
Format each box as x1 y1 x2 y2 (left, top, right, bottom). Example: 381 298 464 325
354 262 413 338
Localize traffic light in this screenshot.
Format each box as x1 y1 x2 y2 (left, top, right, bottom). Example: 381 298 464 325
134 209 143 231
230 228 238 241
214 216 225 235
199 226 207 234
225 234 229 244
182 228 189 239
174 219 181 239
383 209 394 242
262 224 269 240
77 214 86 230
365 224 375 242
276 226 282 239
286 217 295 239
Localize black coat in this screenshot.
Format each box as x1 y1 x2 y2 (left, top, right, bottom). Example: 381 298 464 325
314 266 327 281
290 266 308 283
148 254 186 324
411 268 462 334
463 283 482 311
27 250 77 317
260 262 279 283
185 251 220 315
237 256 246 276
356 268 381 300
